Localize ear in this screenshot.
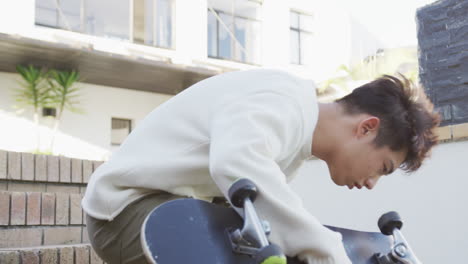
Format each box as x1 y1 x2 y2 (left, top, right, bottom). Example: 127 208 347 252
357 117 380 138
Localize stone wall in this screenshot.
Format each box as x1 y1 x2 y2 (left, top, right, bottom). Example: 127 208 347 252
417 0 468 126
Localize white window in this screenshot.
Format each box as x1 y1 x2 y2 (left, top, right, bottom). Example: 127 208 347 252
133 0 175 48
207 0 262 65
35 0 175 48
111 118 132 145
290 10 314 65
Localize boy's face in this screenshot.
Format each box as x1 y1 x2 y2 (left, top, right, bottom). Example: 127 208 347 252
326 117 407 190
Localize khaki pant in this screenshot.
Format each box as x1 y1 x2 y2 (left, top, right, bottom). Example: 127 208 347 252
86 192 183 264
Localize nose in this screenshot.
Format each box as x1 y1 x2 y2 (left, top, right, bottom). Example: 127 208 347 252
365 176 380 190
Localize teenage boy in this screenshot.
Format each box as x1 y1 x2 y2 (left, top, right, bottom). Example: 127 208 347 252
83 69 439 264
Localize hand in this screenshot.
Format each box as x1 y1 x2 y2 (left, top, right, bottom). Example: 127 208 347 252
298 232 352 264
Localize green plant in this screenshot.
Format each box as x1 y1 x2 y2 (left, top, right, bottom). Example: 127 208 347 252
47 69 82 151
318 47 419 98
13 65 83 154
14 65 52 151
317 64 351 95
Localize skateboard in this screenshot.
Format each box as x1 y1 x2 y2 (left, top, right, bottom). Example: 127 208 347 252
141 179 422 264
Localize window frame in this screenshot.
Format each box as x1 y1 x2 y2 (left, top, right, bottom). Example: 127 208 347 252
110 117 133 146
34 0 175 49
290 10 314 65
207 7 262 65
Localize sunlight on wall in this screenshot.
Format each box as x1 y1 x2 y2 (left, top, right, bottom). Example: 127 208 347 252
0 110 110 161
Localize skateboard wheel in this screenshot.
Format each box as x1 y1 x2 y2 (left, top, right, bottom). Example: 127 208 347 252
228 178 258 208
373 253 398 264
255 244 286 264
378 211 403 235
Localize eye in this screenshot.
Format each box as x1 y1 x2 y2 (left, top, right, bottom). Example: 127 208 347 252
382 164 388 175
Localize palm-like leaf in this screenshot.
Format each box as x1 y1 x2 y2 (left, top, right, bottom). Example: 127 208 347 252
14 64 54 152
15 65 52 110
46 69 83 152
48 69 82 115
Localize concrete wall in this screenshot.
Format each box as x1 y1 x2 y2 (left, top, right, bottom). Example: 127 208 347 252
292 140 468 263
0 72 172 160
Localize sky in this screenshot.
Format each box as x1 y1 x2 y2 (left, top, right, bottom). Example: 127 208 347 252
334 0 438 48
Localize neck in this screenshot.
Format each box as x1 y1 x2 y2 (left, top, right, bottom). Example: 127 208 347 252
312 102 346 162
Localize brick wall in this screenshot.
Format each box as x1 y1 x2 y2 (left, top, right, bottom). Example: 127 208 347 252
417 0 468 126
0 150 105 264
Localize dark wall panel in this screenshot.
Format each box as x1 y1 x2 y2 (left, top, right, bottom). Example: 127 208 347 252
417 0 468 126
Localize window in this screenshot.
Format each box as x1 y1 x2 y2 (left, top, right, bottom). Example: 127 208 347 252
35 0 82 32
133 0 174 48
35 0 174 48
290 11 314 65
85 0 130 40
207 0 262 64
111 118 132 145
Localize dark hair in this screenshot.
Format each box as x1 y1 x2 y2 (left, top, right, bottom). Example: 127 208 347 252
336 74 440 172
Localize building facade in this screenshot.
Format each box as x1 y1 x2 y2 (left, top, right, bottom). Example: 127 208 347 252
0 0 353 159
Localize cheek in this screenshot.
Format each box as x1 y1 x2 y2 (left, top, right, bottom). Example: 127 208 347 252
360 154 380 176
331 153 356 182
349 152 374 179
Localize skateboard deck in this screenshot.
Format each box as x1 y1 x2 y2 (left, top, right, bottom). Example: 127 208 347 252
141 198 394 264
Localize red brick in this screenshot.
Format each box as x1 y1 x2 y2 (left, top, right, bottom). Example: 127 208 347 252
82 160 93 183
0 150 7 179
82 226 90 243
8 151 21 180
46 185 79 194
35 154 47 182
40 248 58 264
43 226 81 245
0 228 42 248
11 192 26 225
21 153 35 181
56 193 70 225
60 156 71 183
21 250 40 264
0 191 10 225
70 193 83 225
0 250 20 264
41 193 55 225
75 245 90 264
60 247 74 264
8 182 45 192
83 209 87 225
26 192 41 225
47 156 59 182
72 159 83 183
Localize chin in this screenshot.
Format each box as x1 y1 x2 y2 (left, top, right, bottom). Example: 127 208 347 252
330 173 345 186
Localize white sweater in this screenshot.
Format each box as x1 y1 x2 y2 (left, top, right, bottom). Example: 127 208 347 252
82 69 351 264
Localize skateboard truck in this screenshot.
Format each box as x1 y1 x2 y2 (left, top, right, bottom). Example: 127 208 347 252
227 178 286 264
374 211 422 264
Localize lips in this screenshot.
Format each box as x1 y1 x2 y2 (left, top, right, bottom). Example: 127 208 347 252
347 184 362 189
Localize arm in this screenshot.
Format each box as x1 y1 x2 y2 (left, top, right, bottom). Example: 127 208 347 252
209 92 351 264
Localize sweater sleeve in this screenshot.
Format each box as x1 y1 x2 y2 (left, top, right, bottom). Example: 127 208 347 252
209 92 351 264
